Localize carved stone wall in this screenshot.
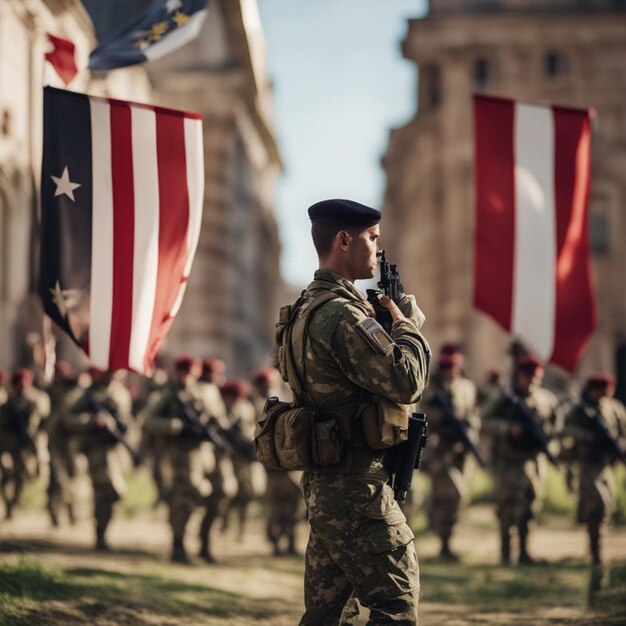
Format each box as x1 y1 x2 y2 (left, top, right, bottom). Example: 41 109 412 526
382 4 626 389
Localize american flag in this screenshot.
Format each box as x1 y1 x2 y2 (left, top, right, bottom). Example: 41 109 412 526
40 86 204 374
473 94 596 372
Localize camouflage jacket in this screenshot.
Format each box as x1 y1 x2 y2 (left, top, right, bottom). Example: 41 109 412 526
418 374 479 456
63 379 131 446
278 269 430 455
561 396 626 466
482 384 558 463
0 387 50 451
142 381 207 441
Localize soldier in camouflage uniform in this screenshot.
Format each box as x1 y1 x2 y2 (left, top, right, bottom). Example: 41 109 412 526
196 357 236 562
560 375 626 565
253 368 304 556
142 356 213 563
220 379 260 538
418 348 479 561
482 356 559 565
63 368 132 550
281 199 430 625
46 361 83 527
0 369 50 519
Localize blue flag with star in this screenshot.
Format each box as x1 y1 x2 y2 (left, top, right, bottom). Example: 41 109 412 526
89 0 209 71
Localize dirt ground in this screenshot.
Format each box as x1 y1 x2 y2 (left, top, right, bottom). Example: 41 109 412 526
1 502 625 625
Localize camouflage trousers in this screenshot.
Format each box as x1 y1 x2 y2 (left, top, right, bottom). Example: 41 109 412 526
494 457 545 529
427 460 467 538
300 471 419 626
83 444 126 533
159 441 212 539
577 462 615 530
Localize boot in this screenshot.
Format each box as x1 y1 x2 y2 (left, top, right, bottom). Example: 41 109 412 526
95 526 110 552
518 525 536 565
589 526 602 566
171 537 191 564
439 536 459 562
500 527 511 565
198 538 216 563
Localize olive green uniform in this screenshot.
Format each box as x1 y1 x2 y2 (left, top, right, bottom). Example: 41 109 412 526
418 375 479 554
143 381 213 560
482 384 558 563
280 269 430 626
46 379 82 526
0 387 50 518
63 378 131 548
560 395 626 563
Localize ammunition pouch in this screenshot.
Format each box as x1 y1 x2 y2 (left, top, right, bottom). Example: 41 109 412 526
360 396 410 450
254 396 343 470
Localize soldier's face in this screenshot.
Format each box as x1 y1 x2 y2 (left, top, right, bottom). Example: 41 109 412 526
347 224 380 280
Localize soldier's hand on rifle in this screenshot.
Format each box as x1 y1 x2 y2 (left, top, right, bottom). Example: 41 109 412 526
377 294 405 323
93 413 116 431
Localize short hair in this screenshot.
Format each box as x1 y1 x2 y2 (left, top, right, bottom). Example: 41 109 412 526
311 219 365 259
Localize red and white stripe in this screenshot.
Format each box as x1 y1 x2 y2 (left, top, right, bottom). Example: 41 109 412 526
473 95 595 372
88 95 203 374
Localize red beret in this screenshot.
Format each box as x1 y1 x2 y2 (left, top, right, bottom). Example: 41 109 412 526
585 374 615 390
486 368 501 384
253 368 278 386
11 368 34 386
516 356 543 374
202 358 225 375
55 361 73 380
438 354 463 369
440 342 462 356
0 370 8 384
174 355 200 372
220 380 250 399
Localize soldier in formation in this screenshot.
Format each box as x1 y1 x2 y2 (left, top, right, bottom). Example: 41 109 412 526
0 369 50 519
482 356 559 565
560 374 626 566
418 345 479 561
62 368 132 550
45 361 83 527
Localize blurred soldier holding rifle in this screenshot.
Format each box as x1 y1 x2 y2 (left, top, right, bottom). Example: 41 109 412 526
143 356 229 564
560 374 626 566
418 346 481 561
482 356 559 565
272 199 430 625
63 367 132 550
0 369 50 519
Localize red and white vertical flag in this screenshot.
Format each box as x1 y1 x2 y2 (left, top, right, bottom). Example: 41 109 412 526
41 87 204 374
473 94 596 372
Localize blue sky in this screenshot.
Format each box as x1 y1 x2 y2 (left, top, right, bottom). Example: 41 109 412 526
257 0 427 287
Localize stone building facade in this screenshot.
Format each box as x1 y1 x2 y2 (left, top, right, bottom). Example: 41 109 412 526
381 0 626 395
143 0 283 377
0 0 151 372
1 0 282 379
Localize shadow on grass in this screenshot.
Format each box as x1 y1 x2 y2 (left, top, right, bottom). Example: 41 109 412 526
0 559 293 626
0 538 158 561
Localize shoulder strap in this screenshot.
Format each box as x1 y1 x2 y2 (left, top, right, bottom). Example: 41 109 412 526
285 291 338 408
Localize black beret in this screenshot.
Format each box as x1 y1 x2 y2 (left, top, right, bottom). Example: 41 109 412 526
308 199 381 225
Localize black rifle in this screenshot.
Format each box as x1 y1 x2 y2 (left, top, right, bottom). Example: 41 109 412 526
503 389 559 467
222 420 257 462
173 392 234 456
366 250 405 333
89 396 143 467
582 404 626 466
429 386 488 469
4 400 37 454
389 412 429 503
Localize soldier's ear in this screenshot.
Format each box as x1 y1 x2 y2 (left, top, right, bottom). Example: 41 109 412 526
337 230 351 250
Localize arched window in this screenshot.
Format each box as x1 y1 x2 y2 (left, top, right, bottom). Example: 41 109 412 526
473 58 489 89
544 52 568 78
